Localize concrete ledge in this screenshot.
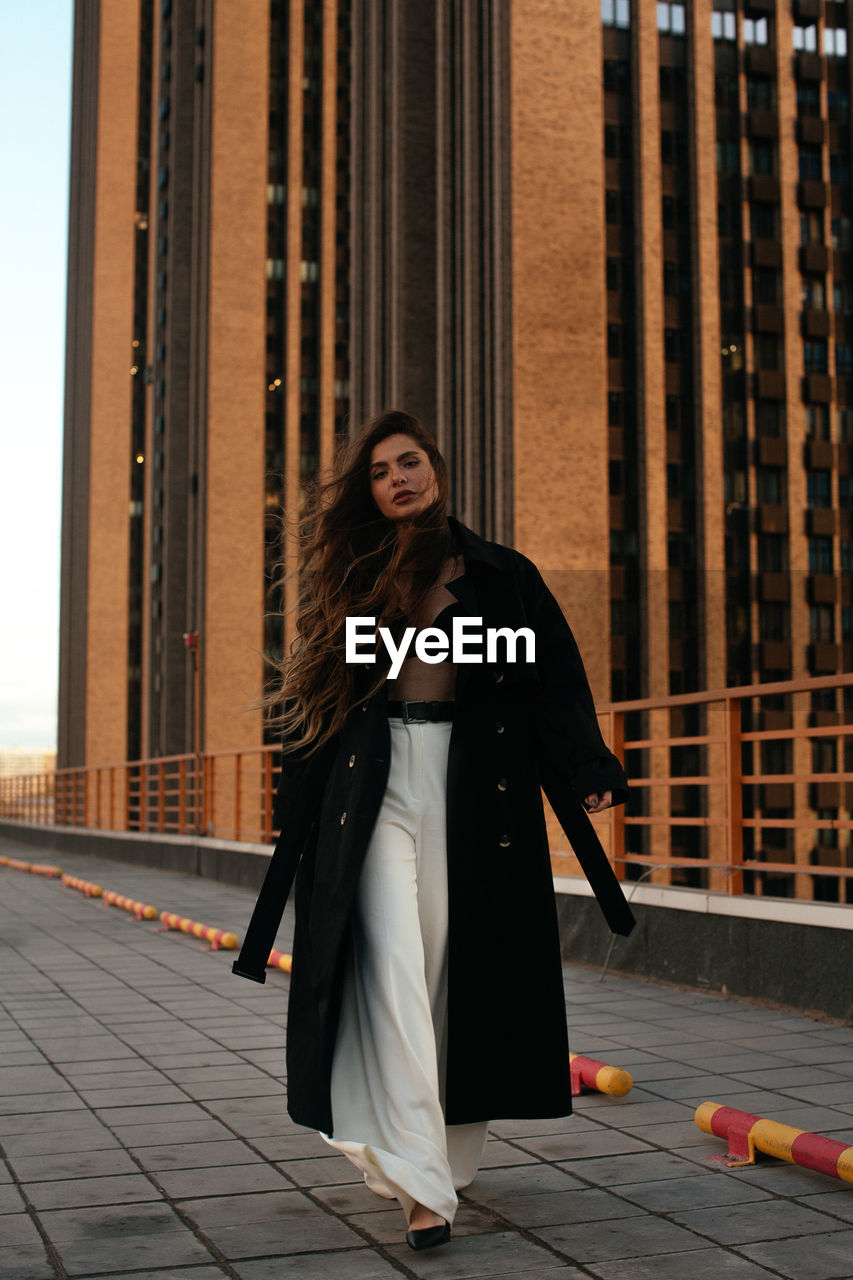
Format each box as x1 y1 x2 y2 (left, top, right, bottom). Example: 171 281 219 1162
554 876 853 1022
0 820 273 891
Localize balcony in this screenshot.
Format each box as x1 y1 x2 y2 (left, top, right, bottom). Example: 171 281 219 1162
795 52 824 82
750 174 781 203
799 243 829 272
746 109 777 139
798 179 828 208
755 435 787 465
754 304 784 333
751 239 783 268
809 575 838 604
802 309 831 338
757 572 790 601
758 503 788 533
805 438 834 468
808 641 841 673
796 116 825 146
806 507 837 535
755 369 786 399
802 373 832 402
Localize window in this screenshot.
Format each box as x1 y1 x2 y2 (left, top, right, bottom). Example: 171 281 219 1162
747 78 772 111
751 203 776 239
717 141 739 173
794 24 818 53
750 142 775 175
756 402 782 437
837 344 853 375
831 217 852 250
758 534 786 572
843 608 853 639
604 125 618 158
753 268 778 305
606 190 620 224
797 84 821 118
828 89 850 125
666 395 681 431
757 467 785 505
759 602 789 642
810 605 835 642
799 148 822 181
802 276 826 309
841 410 853 443
608 324 622 358
756 333 780 370
607 257 621 291
842 540 853 572
609 460 625 495
604 60 630 94
830 154 851 188
824 28 848 58
602 0 630 28
805 405 830 440
664 328 679 363
657 2 685 34
804 339 828 374
800 210 824 245
809 537 833 574
744 17 768 46
664 261 678 296
807 470 831 507
712 12 736 42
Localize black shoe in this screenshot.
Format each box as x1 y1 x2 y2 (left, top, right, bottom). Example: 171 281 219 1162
405 1221 451 1251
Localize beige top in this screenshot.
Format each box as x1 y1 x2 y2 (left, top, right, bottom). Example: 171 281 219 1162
385 558 462 702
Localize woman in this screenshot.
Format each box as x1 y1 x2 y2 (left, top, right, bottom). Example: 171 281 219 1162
233 409 634 1250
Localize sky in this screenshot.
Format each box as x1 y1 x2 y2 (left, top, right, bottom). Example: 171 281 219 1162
0 2 73 751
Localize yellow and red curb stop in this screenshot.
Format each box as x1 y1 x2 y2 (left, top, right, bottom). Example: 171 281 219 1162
159 911 240 950
103 890 158 920
0 855 63 878
569 1053 633 1097
696 1101 853 1184
61 873 103 898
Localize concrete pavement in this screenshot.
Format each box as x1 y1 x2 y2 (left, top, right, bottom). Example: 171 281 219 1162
1 838 852 1280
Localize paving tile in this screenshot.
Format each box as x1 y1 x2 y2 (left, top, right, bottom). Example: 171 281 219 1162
0 1184 25 1214
231 1250 411 1280
611 1173 772 1213
274 1154 361 1187
154 1161 291 1199
116 1118 234 1147
739 1230 853 1279
55 1229 215 1277
384 1229 564 1278
8 1148 140 1183
466 1164 583 1203
534 1214 709 1264
515 1130 650 1161
670 1199 841 1245
487 1186 640 1228
0 1213 43 1247
23 1174 160 1211
589 1249 781 1279
477 1140 539 1168
798 1190 853 1225
562 1150 706 1188
0 1243 55 1280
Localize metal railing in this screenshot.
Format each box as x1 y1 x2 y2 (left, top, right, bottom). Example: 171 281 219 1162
2 673 851 905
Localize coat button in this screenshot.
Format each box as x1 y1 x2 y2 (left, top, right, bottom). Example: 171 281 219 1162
339 811 347 825
361 703 368 711
497 779 507 791
495 722 505 734
348 755 356 768
494 672 504 684
499 835 511 847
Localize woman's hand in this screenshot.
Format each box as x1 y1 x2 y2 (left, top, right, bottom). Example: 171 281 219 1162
584 791 612 814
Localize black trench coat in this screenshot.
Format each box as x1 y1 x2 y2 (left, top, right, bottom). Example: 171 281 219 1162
233 517 635 1134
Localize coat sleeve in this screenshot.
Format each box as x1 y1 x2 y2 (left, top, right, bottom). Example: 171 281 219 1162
523 563 635 937
527 566 628 806
232 735 338 983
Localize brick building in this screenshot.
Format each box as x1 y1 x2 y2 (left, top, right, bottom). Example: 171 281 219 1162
60 0 851 800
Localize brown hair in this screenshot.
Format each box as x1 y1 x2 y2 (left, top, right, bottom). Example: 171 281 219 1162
267 409 453 754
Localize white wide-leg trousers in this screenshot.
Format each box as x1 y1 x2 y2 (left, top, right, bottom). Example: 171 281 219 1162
322 719 488 1225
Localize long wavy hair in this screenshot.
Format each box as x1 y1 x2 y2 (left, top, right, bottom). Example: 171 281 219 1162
267 409 454 754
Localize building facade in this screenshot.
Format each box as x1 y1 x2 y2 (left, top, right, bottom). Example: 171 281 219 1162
59 0 851 888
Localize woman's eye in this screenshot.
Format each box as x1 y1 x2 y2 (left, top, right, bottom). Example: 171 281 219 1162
405 459 419 468
372 470 386 480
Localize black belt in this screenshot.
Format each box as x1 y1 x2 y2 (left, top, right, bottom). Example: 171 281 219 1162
386 700 455 723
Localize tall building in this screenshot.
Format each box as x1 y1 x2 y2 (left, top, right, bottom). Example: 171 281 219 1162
60 1 851 867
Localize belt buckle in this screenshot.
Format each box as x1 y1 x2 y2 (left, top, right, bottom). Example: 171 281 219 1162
400 701 428 724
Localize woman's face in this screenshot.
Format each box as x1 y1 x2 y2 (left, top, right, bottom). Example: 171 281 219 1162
369 433 438 521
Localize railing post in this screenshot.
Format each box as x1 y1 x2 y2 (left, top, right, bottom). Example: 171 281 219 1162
234 753 242 842
263 750 273 844
178 758 186 835
726 696 744 894
610 709 626 879
158 762 165 832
